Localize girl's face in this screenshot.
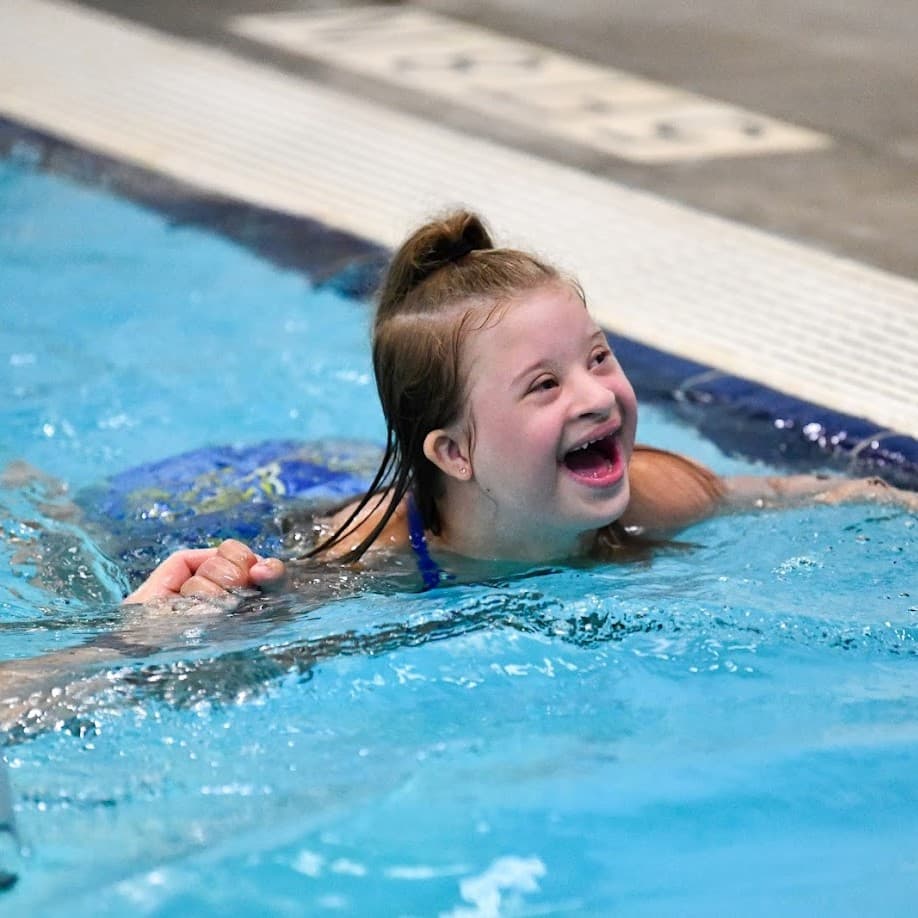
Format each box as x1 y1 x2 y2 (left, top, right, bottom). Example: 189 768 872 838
457 283 638 558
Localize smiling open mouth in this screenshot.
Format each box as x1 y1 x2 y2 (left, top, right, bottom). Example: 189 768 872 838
562 434 623 485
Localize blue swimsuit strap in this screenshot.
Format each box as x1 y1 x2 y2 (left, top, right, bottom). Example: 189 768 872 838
406 491 444 590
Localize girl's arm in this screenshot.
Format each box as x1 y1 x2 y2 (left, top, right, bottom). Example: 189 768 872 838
1 541 286 725
622 445 918 537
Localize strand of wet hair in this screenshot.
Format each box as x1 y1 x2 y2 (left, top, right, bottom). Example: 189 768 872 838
300 429 411 563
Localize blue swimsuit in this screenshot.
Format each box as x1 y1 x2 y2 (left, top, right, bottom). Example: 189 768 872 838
406 492 446 590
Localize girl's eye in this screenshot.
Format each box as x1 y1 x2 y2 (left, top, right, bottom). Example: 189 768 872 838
530 377 558 393
591 348 613 368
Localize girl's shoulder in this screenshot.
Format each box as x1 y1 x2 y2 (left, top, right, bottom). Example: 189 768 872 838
620 445 726 538
318 490 411 560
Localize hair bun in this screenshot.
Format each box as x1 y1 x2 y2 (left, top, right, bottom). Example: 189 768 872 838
426 236 476 264
376 210 497 320
416 212 492 275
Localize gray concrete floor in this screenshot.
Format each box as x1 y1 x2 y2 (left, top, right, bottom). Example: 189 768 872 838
77 0 918 280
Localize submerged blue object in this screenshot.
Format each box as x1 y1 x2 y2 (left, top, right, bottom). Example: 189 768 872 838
75 439 380 583
82 440 374 521
75 439 452 590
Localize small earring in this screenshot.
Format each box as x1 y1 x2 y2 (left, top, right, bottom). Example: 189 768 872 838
459 466 469 477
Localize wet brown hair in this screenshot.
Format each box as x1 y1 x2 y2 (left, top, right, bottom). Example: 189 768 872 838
308 210 564 561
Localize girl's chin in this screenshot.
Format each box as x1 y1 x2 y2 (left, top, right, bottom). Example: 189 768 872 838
570 479 631 530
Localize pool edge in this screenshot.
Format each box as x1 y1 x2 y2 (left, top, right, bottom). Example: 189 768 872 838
4 116 915 488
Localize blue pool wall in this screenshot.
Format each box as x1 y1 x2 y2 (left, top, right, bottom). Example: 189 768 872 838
2 115 915 489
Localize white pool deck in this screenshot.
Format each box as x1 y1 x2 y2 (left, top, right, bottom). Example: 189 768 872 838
1 0 916 438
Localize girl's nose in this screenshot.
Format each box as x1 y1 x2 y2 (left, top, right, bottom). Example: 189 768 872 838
574 370 616 418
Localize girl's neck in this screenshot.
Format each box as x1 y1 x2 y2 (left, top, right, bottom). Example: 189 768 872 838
430 487 595 563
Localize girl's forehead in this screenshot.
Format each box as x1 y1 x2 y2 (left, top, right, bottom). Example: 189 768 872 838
478 284 598 344
464 285 601 373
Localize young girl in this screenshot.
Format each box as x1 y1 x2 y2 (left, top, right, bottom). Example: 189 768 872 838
126 210 916 605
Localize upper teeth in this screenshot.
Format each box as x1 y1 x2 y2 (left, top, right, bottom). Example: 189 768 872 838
574 438 599 451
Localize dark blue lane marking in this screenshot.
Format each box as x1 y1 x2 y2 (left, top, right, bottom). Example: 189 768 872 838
2 115 915 487
610 334 916 487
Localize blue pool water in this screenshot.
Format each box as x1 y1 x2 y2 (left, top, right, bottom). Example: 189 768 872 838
2 155 917 916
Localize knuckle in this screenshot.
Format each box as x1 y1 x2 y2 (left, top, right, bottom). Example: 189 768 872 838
199 557 246 588
217 539 256 567
180 576 224 597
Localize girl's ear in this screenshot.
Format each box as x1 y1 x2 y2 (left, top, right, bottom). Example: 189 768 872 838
423 430 472 481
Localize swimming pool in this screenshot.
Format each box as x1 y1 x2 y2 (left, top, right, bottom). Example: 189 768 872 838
2 151 917 916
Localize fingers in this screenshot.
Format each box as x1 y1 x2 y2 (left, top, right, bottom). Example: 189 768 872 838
215 538 258 571
817 478 918 510
249 557 286 590
178 540 254 597
211 539 285 590
194 555 252 590
179 573 233 598
125 539 285 604
123 548 219 603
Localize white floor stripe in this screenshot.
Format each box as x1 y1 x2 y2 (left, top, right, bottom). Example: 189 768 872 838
1 0 916 436
230 6 832 164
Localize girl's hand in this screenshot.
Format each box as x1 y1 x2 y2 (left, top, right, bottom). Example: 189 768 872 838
815 477 918 510
123 539 286 604
725 474 918 512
